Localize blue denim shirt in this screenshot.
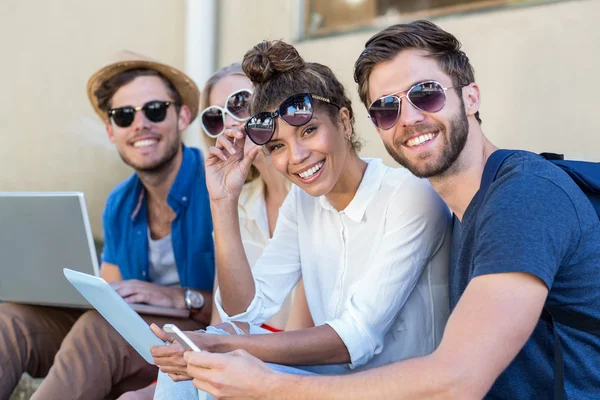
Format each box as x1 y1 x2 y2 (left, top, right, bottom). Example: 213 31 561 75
101 145 215 291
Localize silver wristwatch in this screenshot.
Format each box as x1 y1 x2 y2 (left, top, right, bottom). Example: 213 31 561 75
184 289 205 312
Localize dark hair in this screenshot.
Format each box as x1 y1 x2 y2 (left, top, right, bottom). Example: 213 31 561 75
94 68 183 113
354 20 481 124
242 40 363 151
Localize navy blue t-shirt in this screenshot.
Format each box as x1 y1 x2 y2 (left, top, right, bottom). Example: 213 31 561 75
450 151 600 399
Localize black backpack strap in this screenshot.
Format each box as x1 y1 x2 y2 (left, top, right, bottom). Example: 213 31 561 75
541 308 566 400
539 305 600 400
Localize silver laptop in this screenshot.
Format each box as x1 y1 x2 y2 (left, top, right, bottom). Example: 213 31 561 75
0 192 100 308
0 192 190 318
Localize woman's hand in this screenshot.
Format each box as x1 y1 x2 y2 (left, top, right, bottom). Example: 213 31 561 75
205 128 262 202
150 324 192 382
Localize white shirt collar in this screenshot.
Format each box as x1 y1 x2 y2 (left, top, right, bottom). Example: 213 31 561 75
318 158 387 223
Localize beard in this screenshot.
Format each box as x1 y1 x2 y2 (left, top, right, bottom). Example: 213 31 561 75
118 127 181 174
384 108 469 179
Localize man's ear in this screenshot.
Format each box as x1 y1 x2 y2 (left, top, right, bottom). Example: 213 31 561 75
105 119 116 143
177 105 192 132
463 83 481 119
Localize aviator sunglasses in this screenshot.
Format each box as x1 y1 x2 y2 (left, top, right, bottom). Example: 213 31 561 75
200 89 253 138
368 80 466 130
245 93 340 146
108 100 175 128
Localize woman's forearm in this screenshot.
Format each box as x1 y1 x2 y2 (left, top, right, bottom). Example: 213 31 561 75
211 199 256 316
215 325 350 366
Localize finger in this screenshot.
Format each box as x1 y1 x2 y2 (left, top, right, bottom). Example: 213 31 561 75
223 127 243 140
216 135 237 155
170 373 193 382
239 145 262 173
185 350 225 369
122 293 147 304
150 324 172 342
207 146 228 162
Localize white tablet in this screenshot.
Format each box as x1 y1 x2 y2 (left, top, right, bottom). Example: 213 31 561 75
63 268 166 364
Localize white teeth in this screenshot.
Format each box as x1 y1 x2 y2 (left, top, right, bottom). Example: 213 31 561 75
406 133 436 147
298 161 325 179
133 139 158 148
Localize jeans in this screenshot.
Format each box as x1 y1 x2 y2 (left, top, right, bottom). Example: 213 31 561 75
153 324 348 400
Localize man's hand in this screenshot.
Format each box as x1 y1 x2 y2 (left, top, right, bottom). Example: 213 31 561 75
150 323 192 381
111 280 185 309
185 349 278 400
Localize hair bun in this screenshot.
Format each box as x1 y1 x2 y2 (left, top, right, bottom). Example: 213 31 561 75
242 40 305 85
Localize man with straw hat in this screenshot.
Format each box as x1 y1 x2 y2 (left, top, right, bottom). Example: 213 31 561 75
0 51 215 400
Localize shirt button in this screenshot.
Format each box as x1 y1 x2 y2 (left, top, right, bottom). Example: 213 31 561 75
142 271 146 277
182 196 187 202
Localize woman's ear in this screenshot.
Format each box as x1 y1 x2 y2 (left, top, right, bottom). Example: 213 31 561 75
338 107 352 140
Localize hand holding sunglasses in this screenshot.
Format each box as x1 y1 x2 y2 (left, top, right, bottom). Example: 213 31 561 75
201 89 252 138
368 80 466 130
204 127 262 202
108 100 175 128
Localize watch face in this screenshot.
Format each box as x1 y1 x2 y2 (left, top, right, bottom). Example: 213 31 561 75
187 290 204 308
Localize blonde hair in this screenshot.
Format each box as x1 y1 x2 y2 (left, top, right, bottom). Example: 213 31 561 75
200 62 260 182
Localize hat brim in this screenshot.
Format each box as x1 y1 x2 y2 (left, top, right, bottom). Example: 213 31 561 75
87 60 200 124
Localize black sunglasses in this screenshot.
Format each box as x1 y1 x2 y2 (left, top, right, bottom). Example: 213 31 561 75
368 81 465 130
108 100 175 128
244 93 340 145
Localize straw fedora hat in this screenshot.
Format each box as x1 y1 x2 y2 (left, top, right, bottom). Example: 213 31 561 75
87 50 200 123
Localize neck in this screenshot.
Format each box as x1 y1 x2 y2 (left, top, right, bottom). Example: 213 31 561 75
325 151 368 211
428 127 497 221
136 148 183 205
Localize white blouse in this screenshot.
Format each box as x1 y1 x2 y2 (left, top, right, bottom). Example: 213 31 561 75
237 178 293 330
216 158 451 371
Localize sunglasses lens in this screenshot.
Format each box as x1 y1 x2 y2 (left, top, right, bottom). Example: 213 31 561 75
227 90 252 120
201 108 225 137
280 94 313 126
143 101 169 123
369 96 400 130
246 113 275 145
408 82 446 113
111 107 135 128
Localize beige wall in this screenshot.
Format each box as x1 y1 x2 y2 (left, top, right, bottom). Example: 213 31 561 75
2 0 599 240
0 0 186 239
217 0 600 165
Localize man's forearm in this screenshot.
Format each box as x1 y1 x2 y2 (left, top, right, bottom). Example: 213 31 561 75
210 199 256 316
264 353 465 400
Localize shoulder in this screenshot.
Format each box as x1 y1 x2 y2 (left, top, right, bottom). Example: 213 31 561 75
383 165 447 215
487 151 582 217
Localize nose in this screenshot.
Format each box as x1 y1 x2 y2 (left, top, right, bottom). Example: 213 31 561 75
288 139 310 166
224 113 241 131
398 97 426 127
132 110 151 131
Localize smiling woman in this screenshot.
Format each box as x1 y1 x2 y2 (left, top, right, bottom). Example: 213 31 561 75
153 39 453 400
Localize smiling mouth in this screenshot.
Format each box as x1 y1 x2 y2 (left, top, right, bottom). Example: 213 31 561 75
297 161 325 180
404 132 438 147
132 138 159 148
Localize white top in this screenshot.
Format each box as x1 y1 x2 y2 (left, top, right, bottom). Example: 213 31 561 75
216 158 451 371
147 230 180 287
236 178 293 330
